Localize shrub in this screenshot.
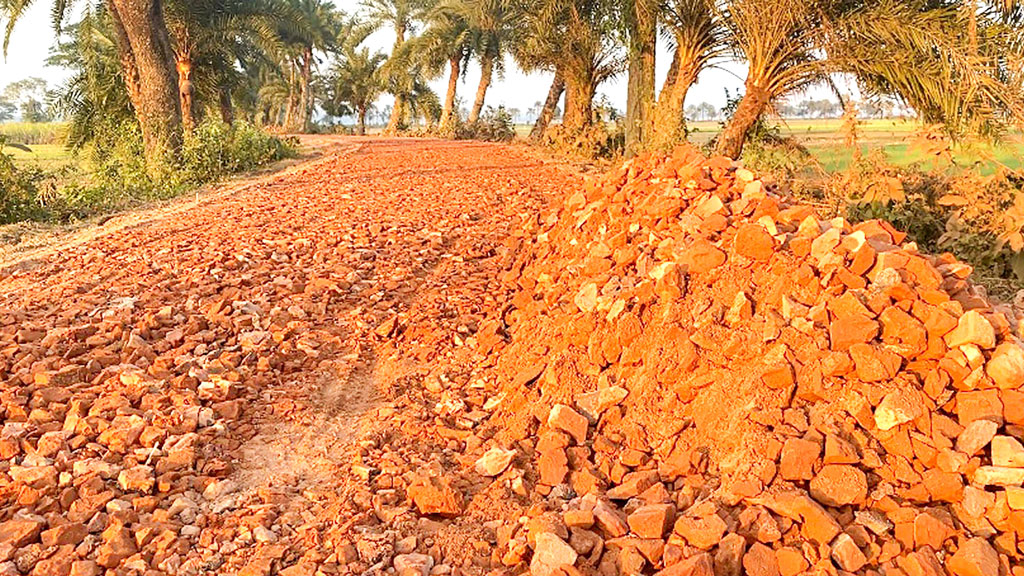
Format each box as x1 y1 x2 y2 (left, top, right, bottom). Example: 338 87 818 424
454 106 516 143
776 148 1024 299
0 119 294 225
0 138 48 224
542 122 625 160
181 121 292 185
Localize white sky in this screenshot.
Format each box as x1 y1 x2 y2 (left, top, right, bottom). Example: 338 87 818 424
0 1 844 117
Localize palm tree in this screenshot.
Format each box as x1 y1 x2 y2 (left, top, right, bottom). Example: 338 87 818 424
163 0 291 134
47 5 135 150
456 0 510 124
647 0 725 151
3 0 183 172
363 0 433 133
714 0 1024 159
397 1 472 132
513 0 624 134
328 36 386 134
275 0 341 132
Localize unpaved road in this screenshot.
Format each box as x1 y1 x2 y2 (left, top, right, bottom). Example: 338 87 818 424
0 138 578 575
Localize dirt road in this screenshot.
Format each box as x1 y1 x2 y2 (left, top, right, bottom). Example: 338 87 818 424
0 138 578 575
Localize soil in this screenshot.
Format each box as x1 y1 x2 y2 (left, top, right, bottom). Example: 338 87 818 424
4 137 1024 576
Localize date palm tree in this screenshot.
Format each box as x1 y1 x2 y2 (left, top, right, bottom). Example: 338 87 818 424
363 0 433 133
396 2 472 131
513 0 624 134
3 0 182 172
714 0 1024 159
647 0 725 151
327 31 386 134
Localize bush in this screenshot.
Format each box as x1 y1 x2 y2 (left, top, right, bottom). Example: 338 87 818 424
181 121 293 185
542 122 625 160
454 106 516 143
0 119 294 225
0 138 48 223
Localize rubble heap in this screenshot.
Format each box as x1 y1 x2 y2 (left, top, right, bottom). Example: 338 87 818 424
476 147 1024 575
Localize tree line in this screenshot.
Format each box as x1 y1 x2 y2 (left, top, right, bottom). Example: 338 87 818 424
1 0 1022 171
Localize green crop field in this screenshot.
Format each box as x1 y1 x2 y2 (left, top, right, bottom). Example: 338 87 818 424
686 118 1024 172
512 118 1024 173
4 143 76 171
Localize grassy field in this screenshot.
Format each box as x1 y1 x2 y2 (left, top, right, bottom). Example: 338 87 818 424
686 118 1024 172
0 122 67 145
4 143 77 171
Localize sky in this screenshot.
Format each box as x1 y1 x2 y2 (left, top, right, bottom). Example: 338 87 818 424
0 1 843 119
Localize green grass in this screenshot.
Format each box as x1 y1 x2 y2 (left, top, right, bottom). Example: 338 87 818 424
686 118 1024 173
5 144 76 171
0 122 67 145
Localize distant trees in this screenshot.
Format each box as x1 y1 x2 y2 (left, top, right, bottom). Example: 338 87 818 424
0 78 51 123
685 101 718 122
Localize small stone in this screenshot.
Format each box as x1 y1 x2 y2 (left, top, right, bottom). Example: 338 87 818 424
973 466 1024 487
96 524 137 568
823 434 859 465
947 537 999 576
574 284 598 313
407 476 463 517
742 542 780 576
779 438 819 481
830 533 867 572
547 404 588 444
530 532 577 576
593 500 629 537
673 512 727 549
69 561 101 576
654 552 713 576
945 311 996 349
725 291 753 325
0 517 44 548
627 504 675 539
829 314 879 351
987 343 1024 388
809 465 867 507
956 420 999 456
117 465 154 493
991 435 1024 468
575 386 628 419
475 447 516 477
563 510 594 528
734 224 776 262
714 533 746 576
394 554 434 576
875 388 927 431
775 548 809 576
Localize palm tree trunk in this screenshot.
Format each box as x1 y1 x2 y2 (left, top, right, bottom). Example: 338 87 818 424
625 0 657 157
175 55 195 135
563 72 595 133
358 106 367 135
108 0 182 173
385 24 407 135
285 66 296 130
300 47 313 132
716 81 770 159
650 48 700 151
530 72 564 141
469 52 494 124
440 56 461 132
219 85 234 125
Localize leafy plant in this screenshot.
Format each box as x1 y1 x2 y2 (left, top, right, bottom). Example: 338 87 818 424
454 105 515 142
